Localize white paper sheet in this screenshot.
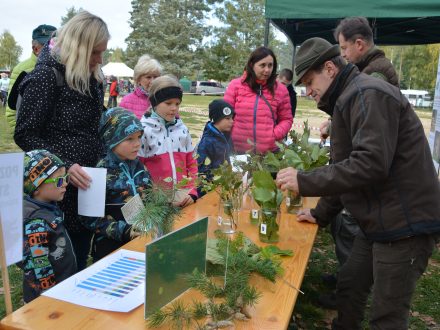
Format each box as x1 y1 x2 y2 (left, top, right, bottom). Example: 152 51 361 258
0 152 24 266
77 167 107 217
42 249 145 312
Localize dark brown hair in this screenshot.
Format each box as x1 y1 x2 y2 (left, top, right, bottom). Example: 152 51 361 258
334 17 373 44
244 46 278 96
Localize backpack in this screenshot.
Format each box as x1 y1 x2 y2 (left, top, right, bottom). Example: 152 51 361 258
8 67 64 118
114 82 120 94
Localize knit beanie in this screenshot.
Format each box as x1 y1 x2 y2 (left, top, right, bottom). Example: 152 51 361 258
23 149 65 196
99 107 143 150
209 99 235 123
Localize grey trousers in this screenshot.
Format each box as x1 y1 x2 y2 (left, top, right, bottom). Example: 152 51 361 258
333 232 438 330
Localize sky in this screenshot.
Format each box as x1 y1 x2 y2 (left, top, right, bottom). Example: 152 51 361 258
1 0 133 61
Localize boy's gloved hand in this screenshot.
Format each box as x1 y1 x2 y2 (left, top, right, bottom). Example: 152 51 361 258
122 225 142 242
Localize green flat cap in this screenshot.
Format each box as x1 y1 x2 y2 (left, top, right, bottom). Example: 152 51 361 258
294 37 340 85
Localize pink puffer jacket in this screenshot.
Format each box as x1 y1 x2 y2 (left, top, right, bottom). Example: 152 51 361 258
224 76 293 153
119 87 151 119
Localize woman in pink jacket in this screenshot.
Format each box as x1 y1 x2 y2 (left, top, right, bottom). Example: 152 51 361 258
224 47 293 154
119 54 162 119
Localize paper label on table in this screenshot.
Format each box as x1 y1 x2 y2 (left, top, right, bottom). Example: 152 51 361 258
217 216 223 226
78 167 107 217
121 194 145 225
286 197 291 207
42 249 145 312
260 223 267 235
0 152 24 266
251 209 259 219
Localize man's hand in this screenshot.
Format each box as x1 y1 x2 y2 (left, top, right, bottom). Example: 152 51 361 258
296 208 317 224
68 163 92 190
319 119 331 141
276 167 299 193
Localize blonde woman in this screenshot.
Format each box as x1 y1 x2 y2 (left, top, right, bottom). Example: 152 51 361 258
119 54 162 119
14 10 110 271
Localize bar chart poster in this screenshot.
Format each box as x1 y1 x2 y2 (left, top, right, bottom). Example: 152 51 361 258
43 249 145 312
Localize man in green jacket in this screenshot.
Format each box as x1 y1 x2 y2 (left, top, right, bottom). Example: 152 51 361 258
5 24 56 129
277 37 440 330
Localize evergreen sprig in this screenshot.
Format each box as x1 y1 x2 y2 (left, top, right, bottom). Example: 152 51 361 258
131 185 181 238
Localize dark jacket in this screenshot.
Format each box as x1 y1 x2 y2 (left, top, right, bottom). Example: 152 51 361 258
14 43 105 232
298 64 440 242
80 151 151 261
357 47 399 87
197 121 233 179
22 197 77 303
286 84 297 118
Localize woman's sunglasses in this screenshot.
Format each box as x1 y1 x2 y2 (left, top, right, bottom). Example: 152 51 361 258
43 174 70 187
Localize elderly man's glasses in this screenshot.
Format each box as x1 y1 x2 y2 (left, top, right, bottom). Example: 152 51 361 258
43 174 70 187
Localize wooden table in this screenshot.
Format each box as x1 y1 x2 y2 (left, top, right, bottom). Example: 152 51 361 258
1 193 318 330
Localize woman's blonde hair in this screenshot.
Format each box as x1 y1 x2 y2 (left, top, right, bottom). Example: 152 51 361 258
53 10 110 95
133 54 162 84
149 75 181 96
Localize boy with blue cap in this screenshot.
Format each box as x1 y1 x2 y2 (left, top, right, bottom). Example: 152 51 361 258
80 107 151 262
22 149 76 302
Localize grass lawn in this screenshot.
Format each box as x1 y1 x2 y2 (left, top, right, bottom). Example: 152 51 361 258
1 99 440 329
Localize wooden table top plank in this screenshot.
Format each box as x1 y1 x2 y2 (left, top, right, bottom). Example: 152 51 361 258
1 193 318 330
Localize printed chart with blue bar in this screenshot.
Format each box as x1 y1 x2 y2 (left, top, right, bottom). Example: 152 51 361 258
43 249 145 312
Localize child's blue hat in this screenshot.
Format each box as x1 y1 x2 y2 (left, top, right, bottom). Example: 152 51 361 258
99 107 144 150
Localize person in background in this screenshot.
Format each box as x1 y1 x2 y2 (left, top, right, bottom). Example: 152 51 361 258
0 73 10 107
224 46 292 154
80 108 151 262
120 54 162 119
107 75 118 108
14 11 110 271
5 24 57 128
277 68 297 119
22 149 76 303
138 75 198 207
276 37 440 330
197 99 235 182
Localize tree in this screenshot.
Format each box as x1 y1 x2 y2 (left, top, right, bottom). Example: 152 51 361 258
0 30 22 70
61 6 83 26
103 47 126 64
126 0 212 79
210 0 267 79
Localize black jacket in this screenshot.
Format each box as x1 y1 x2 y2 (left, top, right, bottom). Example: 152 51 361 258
22 197 77 302
298 64 440 242
14 44 105 232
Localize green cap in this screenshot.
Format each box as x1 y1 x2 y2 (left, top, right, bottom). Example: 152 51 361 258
32 24 57 45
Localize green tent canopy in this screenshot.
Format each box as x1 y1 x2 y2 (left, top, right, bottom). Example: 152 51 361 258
265 0 440 45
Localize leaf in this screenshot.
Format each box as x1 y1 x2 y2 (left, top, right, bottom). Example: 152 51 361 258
252 171 276 190
310 144 320 162
252 187 274 203
204 157 211 166
262 245 294 256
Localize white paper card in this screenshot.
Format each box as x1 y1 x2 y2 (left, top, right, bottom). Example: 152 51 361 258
121 194 145 225
0 152 24 266
260 223 267 235
43 249 145 312
251 209 259 219
78 167 107 217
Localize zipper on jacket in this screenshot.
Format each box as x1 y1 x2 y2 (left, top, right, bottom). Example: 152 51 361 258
166 126 178 183
253 87 261 153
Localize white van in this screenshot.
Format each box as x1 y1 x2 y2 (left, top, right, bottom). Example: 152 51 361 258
190 81 225 96
401 89 433 108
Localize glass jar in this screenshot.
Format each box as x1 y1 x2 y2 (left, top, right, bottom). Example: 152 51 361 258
286 191 303 214
218 199 239 234
259 208 280 243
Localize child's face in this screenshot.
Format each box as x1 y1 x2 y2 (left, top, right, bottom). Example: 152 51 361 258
113 131 142 161
214 116 234 133
155 98 181 122
33 167 68 203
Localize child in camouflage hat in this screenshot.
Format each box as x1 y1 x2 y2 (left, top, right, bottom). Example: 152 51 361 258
22 149 77 303
79 107 152 262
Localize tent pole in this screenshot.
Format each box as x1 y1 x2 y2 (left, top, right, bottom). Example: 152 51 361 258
264 19 270 47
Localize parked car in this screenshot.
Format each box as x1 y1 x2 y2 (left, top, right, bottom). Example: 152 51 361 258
190 81 225 96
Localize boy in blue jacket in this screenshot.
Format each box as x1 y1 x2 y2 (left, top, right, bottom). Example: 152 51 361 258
80 107 151 262
22 149 77 302
197 99 235 181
